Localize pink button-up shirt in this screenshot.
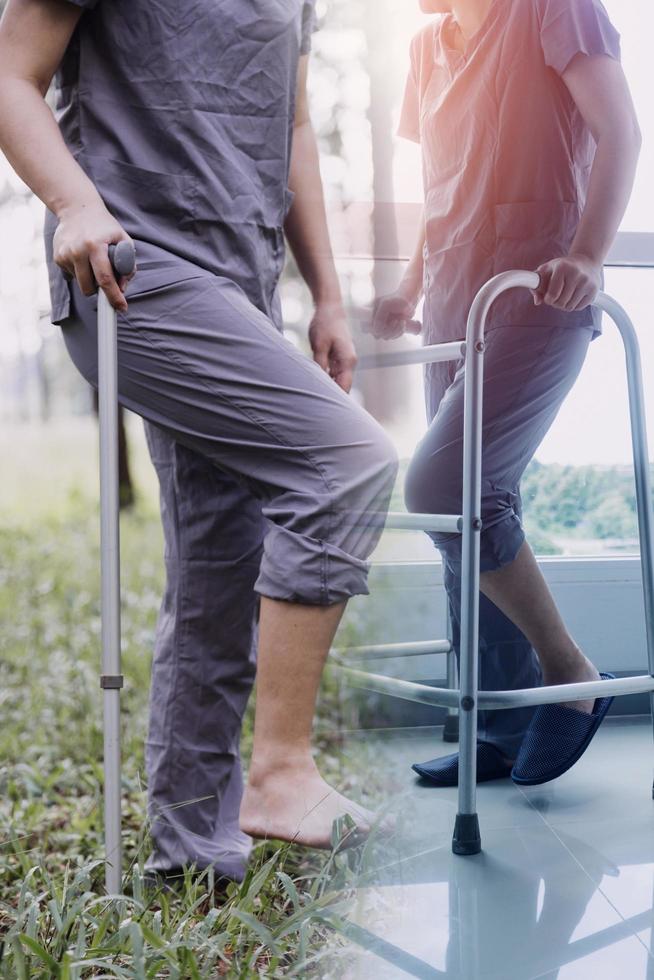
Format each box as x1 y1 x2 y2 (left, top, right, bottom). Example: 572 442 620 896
399 0 621 343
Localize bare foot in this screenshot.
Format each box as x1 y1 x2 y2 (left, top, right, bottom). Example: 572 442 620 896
542 652 601 714
239 760 384 849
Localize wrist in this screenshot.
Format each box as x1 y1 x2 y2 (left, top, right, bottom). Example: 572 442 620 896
396 276 422 307
54 189 107 222
567 248 604 270
312 290 345 316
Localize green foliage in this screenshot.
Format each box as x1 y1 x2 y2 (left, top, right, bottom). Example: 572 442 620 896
588 491 638 540
520 458 641 548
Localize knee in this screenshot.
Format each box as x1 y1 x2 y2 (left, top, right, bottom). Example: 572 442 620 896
255 423 398 605
404 450 460 517
403 456 429 515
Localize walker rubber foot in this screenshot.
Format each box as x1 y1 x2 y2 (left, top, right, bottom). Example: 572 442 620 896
452 813 481 855
443 715 459 743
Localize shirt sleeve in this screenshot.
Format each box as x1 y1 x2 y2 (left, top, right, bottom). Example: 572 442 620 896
300 0 318 55
538 0 621 76
397 39 421 143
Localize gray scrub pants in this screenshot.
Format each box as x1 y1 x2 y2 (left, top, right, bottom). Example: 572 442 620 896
60 247 398 878
405 323 593 758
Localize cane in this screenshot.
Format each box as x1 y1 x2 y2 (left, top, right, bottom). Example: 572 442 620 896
97 240 136 894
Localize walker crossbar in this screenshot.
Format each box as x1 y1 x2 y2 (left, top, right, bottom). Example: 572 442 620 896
336 639 453 659
338 665 654 710
340 269 654 856
357 339 467 369
385 512 464 533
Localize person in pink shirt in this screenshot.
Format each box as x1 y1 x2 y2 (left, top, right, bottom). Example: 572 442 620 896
372 0 641 785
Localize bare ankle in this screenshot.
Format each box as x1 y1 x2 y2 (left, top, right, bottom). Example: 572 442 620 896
246 750 317 788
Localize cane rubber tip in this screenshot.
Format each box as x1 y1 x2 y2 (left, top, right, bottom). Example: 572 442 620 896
109 240 136 276
452 813 481 855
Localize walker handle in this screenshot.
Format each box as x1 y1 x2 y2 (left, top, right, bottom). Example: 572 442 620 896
108 240 136 278
467 269 542 342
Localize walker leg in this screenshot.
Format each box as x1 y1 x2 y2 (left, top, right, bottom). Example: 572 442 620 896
443 595 459 743
452 676 481 856
451 331 484 856
615 297 654 806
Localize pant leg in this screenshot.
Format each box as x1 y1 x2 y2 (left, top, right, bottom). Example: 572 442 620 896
61 263 398 606
412 325 591 756
430 362 543 758
142 421 263 880
442 553 543 758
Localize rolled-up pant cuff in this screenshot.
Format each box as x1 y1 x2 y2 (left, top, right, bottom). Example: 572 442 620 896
430 513 525 573
254 524 371 605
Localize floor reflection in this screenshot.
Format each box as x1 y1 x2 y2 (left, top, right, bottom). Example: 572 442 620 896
341 718 654 979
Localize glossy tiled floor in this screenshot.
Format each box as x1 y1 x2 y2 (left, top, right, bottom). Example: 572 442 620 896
343 717 654 980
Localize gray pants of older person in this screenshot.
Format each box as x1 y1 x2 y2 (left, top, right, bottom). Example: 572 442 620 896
405 322 594 759
60 250 398 879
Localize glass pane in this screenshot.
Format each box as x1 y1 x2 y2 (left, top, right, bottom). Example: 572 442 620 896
523 267 654 559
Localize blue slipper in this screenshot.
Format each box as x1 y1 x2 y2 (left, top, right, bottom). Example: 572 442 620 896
511 672 615 786
412 741 514 786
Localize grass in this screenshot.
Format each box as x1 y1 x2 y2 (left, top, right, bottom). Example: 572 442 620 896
0 417 395 978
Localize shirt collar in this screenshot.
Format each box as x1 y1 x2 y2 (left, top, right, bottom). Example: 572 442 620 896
435 0 503 73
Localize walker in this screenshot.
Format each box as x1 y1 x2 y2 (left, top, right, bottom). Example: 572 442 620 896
338 270 654 856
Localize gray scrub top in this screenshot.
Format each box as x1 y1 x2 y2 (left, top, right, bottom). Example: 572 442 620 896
398 0 621 343
44 0 317 326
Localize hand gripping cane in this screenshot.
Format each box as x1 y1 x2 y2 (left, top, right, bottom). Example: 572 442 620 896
98 240 136 895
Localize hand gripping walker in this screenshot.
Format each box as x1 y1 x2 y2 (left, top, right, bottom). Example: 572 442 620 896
340 270 654 856
97 240 136 894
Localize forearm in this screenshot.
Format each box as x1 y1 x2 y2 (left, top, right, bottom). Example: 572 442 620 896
0 77 104 219
569 128 641 266
397 209 426 305
284 118 343 308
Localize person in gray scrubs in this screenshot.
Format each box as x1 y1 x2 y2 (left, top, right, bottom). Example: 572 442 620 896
372 0 641 783
0 0 399 877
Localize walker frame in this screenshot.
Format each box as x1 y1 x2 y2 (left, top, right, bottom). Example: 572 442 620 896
338 270 654 855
